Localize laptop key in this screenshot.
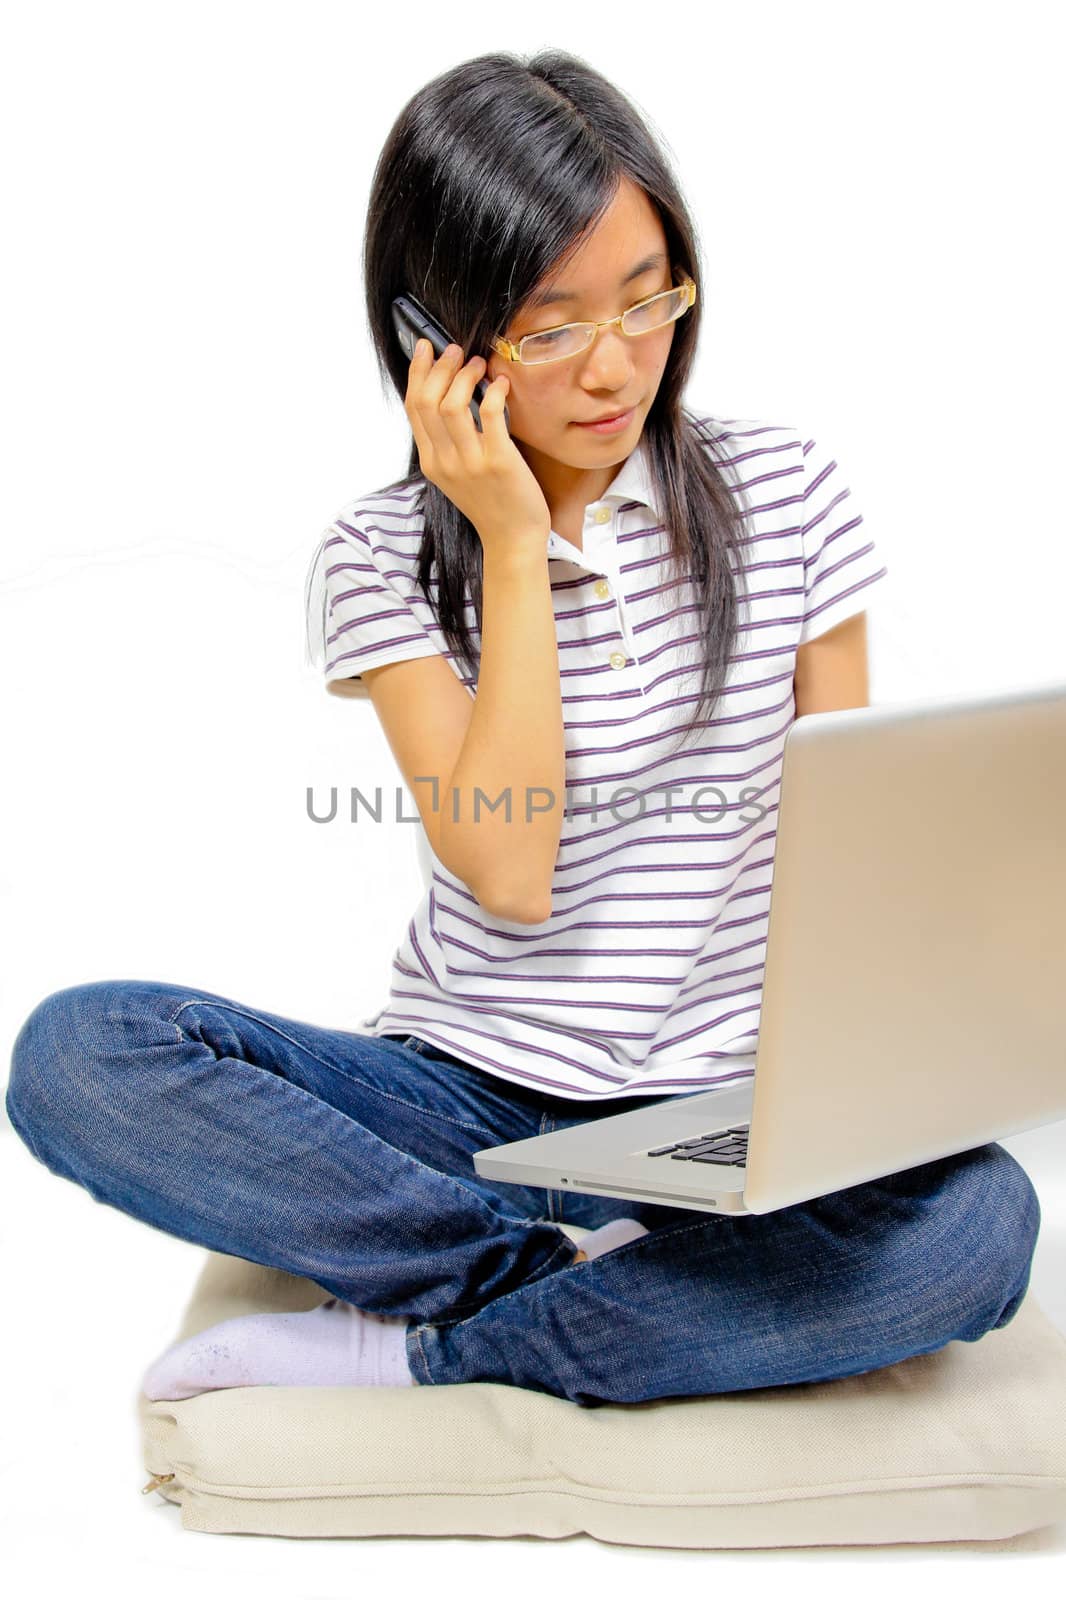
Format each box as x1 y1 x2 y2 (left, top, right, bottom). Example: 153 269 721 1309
648 1132 748 1159
669 1152 736 1164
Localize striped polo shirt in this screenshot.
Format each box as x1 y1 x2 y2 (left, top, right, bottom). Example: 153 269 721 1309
304 412 889 1099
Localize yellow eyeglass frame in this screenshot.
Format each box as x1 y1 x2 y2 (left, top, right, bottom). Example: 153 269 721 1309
490 271 697 366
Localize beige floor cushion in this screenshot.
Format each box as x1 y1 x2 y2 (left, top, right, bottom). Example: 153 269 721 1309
137 1224 1066 1548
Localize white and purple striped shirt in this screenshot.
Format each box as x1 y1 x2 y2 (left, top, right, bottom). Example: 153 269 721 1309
305 412 889 1099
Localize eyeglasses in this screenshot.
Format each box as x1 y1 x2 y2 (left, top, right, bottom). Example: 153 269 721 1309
490 270 697 367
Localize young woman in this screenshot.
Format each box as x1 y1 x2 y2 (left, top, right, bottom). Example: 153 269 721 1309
5 50 1040 1409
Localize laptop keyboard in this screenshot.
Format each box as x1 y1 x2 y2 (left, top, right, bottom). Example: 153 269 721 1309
644 1125 749 1166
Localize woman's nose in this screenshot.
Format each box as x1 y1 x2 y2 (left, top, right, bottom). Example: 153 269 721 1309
579 324 635 387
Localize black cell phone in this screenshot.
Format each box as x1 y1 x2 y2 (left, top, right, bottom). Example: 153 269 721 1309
391 292 510 435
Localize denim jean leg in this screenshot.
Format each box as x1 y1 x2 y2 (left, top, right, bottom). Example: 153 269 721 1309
407 1140 1042 1406
5 979 582 1324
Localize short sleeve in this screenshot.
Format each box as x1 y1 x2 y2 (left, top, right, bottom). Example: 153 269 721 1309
303 512 441 697
797 434 889 646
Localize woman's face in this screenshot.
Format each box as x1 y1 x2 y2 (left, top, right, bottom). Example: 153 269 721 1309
485 178 678 483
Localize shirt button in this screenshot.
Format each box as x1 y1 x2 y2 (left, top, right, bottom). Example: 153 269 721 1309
594 578 611 598
609 650 627 670
592 506 611 524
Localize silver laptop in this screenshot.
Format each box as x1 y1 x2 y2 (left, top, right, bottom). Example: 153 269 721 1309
473 679 1066 1216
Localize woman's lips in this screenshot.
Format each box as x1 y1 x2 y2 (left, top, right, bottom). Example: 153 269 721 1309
572 406 635 435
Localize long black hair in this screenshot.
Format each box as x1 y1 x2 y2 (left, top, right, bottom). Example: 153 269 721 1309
335 48 751 755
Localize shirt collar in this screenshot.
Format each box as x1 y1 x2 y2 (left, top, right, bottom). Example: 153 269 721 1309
545 435 661 571
598 433 661 519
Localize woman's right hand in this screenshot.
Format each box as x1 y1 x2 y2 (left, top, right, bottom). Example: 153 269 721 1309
403 340 552 562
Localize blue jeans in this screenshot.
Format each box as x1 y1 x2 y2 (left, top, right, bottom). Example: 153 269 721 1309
5 978 1041 1408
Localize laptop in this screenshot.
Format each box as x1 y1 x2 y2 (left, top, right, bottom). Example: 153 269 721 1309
472 679 1066 1216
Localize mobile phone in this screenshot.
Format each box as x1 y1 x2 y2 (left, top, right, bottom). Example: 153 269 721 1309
391 292 510 435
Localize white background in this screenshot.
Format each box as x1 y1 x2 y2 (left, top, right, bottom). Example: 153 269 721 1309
1 0 1063 1591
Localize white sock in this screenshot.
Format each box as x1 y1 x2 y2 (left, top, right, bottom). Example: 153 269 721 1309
141 1298 414 1401
576 1217 650 1259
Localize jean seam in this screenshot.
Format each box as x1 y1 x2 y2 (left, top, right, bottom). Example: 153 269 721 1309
410 1324 433 1385
166 999 500 1140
